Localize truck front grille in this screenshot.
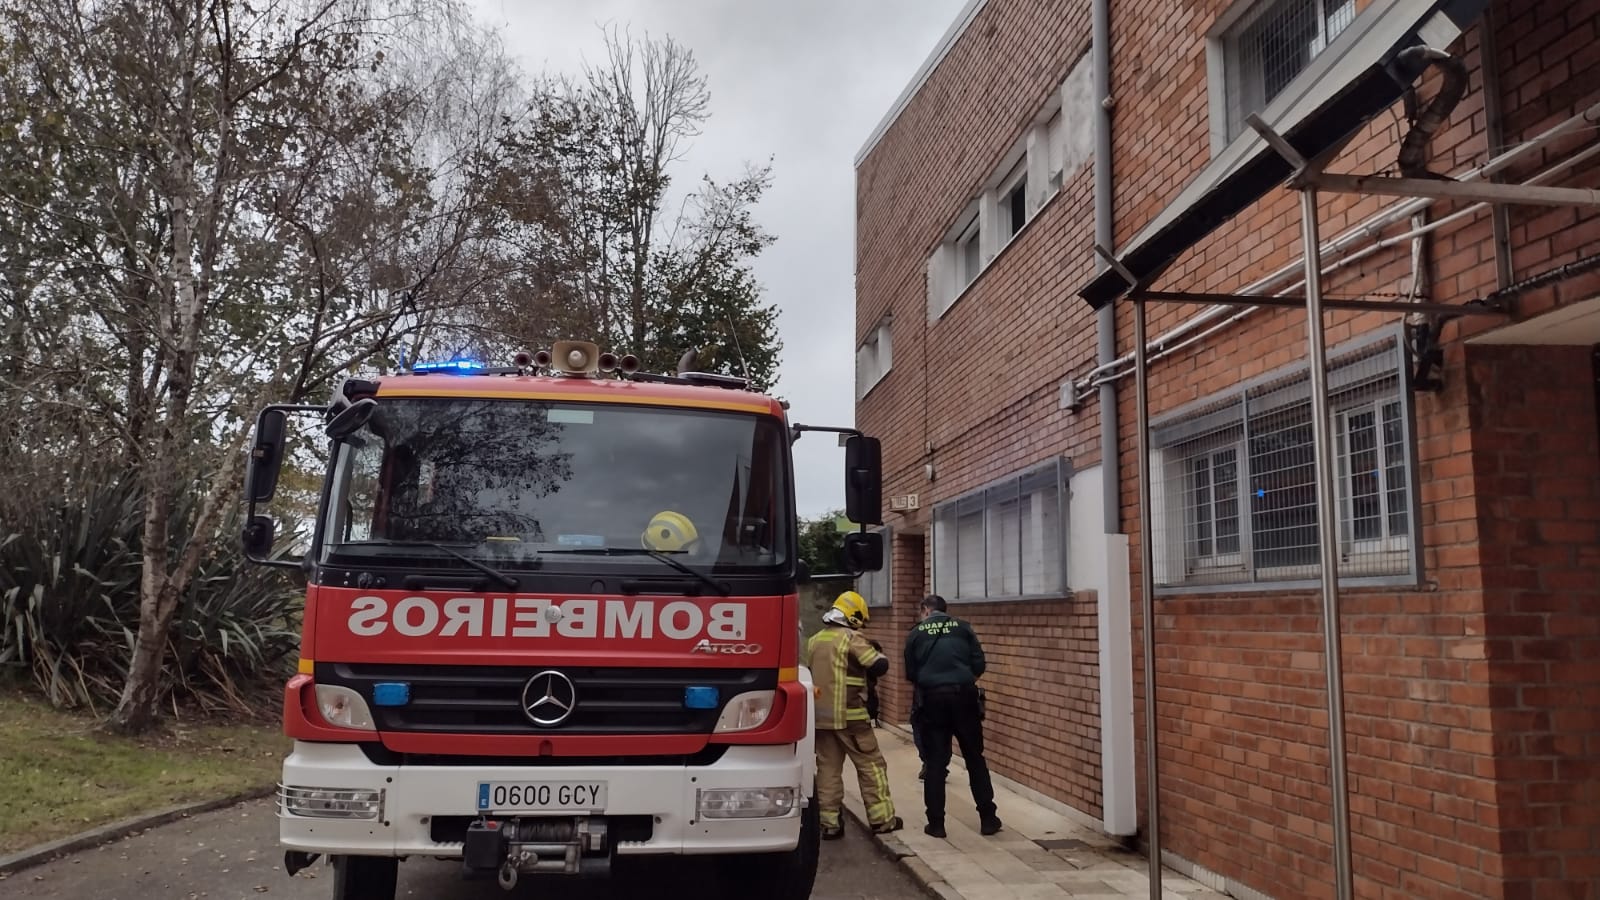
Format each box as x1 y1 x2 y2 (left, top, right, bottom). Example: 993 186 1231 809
318 663 774 735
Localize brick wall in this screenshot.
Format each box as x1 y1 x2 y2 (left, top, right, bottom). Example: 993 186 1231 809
854 0 1110 822
1469 344 1600 897
856 0 1600 895
1097 0 1600 896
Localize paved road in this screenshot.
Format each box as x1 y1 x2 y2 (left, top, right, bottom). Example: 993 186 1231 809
2 798 925 900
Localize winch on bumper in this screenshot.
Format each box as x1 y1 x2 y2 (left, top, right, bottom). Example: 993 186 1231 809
463 817 609 888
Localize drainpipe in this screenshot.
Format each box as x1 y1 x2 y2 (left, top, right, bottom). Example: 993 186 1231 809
1094 0 1118 538
1091 0 1138 842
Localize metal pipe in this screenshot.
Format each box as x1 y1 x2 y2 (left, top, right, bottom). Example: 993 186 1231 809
1090 0 1139 843
1076 131 1600 402
1072 100 1600 392
1132 297 1161 900
1298 188 1353 900
1093 0 1117 537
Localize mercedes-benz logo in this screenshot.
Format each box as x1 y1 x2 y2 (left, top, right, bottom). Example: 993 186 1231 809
521 670 577 727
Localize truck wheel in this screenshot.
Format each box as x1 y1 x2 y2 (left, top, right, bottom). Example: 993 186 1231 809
720 793 820 900
331 855 397 900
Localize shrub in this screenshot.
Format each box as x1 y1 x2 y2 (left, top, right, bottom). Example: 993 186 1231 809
1 473 302 714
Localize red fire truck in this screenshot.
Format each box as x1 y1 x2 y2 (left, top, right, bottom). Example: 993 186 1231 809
242 341 884 900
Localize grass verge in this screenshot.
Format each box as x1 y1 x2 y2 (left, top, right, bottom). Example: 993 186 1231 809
0 692 288 853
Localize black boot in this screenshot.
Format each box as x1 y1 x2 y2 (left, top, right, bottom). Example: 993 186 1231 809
871 816 903 834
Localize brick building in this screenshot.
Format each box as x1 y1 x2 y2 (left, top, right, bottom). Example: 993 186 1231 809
852 0 1599 897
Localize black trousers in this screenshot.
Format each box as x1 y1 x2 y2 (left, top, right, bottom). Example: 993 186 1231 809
914 683 996 825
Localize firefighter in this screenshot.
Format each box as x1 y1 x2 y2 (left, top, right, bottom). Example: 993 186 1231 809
806 590 903 839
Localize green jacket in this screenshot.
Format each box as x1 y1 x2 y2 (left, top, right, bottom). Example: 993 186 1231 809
904 612 986 689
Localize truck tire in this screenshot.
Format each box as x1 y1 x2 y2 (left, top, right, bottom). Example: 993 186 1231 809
331 855 397 900
719 793 820 900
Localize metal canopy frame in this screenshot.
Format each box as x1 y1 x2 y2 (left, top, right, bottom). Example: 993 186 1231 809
1090 108 1600 900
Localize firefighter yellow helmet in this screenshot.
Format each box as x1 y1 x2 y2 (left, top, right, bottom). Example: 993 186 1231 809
832 590 870 629
642 510 699 553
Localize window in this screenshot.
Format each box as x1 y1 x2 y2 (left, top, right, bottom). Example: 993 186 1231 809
857 527 893 607
931 459 1068 601
925 52 1095 321
1186 447 1242 570
1045 110 1067 193
1150 333 1419 590
1213 0 1355 146
856 317 893 399
956 215 981 289
319 399 792 574
998 162 1028 243
1336 400 1410 550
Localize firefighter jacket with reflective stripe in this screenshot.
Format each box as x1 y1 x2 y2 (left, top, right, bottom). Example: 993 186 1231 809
807 625 888 731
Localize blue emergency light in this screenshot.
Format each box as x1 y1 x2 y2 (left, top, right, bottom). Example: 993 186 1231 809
413 359 486 374
372 682 411 706
684 686 720 710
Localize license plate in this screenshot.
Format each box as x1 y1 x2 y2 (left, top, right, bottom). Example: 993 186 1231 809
476 781 607 813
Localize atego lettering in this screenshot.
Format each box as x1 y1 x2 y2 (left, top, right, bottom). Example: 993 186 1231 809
691 639 763 655
346 596 748 642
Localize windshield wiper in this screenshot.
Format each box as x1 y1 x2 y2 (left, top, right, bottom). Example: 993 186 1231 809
543 547 729 596
344 540 520 590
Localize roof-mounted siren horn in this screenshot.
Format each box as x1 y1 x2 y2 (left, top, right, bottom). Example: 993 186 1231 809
598 351 619 373
513 351 533 370
551 340 601 376
533 349 553 369
618 354 641 376
676 348 699 376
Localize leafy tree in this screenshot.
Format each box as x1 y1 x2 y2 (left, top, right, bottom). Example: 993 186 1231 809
0 3 784 732
797 510 848 576
0 0 525 732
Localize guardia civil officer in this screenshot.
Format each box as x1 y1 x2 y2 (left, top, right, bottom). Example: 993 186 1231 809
904 594 1000 838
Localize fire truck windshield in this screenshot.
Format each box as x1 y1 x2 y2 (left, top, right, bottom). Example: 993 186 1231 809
318 397 791 574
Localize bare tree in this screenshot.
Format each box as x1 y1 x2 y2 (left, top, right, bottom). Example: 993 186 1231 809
474 28 782 387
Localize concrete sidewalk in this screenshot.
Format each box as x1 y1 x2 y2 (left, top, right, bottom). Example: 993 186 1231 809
839 726 1227 900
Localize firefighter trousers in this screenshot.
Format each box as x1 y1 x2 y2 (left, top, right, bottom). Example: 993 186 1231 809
816 721 897 831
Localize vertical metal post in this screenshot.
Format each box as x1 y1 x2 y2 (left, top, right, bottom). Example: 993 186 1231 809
1133 297 1162 900
1297 188 1354 900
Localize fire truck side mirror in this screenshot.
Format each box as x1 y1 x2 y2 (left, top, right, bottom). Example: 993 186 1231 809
242 515 277 561
843 435 883 526
247 409 288 504
325 397 376 440
842 531 884 574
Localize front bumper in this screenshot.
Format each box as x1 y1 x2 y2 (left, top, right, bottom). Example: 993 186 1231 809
278 741 806 858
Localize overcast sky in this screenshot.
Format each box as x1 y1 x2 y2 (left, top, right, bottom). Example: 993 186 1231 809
467 0 969 519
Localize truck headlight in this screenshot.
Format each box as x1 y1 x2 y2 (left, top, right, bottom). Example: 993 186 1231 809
279 785 384 820
697 787 797 819
713 691 774 733
314 684 374 729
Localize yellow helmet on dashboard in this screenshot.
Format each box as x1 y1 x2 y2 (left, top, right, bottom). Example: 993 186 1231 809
642 510 699 553
832 590 870 629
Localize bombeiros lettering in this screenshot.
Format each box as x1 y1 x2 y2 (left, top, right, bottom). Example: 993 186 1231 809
346 596 748 642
